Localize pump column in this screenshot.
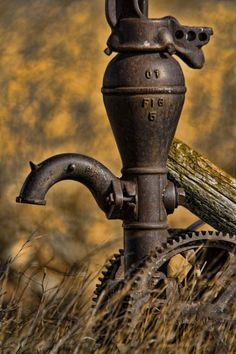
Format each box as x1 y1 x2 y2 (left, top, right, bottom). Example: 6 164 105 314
123 170 169 272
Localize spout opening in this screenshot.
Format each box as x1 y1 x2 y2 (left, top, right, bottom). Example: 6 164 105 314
16 196 46 206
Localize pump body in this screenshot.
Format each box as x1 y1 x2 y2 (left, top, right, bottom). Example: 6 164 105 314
103 53 186 269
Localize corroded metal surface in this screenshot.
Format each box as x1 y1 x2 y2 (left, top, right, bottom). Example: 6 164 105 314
105 0 213 68
16 1 236 339
93 232 236 347
102 0 212 270
16 154 118 212
17 1 214 272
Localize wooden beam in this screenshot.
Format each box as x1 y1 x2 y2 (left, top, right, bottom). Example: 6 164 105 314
167 139 236 235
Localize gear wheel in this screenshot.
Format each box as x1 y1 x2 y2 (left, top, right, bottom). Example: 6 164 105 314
125 231 236 332
93 231 236 346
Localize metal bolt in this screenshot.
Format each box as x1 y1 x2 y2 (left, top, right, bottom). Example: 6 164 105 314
106 193 115 205
104 47 112 56
67 163 76 173
177 188 186 206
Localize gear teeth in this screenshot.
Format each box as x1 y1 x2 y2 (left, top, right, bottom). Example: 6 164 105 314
93 251 124 307
152 231 236 273
161 242 168 249
157 246 165 253
146 257 153 265
94 288 101 295
131 281 139 290
93 231 236 345
105 263 112 269
122 229 236 341
92 250 124 345
168 239 174 245
185 233 192 240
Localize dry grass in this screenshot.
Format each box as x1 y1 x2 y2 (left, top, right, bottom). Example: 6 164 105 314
0 240 235 354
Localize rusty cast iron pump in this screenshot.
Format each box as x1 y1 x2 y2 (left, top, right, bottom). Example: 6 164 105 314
17 0 236 326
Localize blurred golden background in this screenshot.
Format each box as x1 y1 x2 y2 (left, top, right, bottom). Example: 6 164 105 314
0 0 235 282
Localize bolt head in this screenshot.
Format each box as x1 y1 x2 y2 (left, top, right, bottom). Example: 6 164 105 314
67 163 76 173
106 193 115 205
177 188 186 206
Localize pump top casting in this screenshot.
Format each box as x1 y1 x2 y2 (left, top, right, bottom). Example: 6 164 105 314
105 0 212 68
17 0 213 272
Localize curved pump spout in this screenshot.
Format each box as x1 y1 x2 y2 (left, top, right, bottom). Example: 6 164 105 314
16 154 117 214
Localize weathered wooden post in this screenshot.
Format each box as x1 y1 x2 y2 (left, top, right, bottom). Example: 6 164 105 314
168 139 236 235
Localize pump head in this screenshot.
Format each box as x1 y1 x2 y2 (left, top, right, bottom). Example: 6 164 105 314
105 0 213 68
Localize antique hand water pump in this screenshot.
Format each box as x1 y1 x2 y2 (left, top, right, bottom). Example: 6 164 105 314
17 0 213 273
17 0 236 330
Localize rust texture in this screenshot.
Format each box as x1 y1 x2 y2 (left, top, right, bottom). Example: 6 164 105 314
17 0 214 272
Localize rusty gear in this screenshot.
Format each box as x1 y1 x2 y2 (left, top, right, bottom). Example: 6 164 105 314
125 231 236 331
93 231 236 345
